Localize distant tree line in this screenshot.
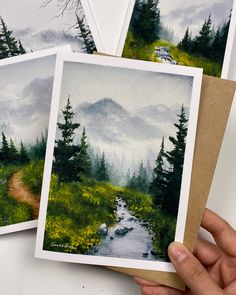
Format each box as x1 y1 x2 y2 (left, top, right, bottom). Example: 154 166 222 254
178 14 231 63
0 17 26 60
0 131 47 166
126 106 188 217
54 96 109 183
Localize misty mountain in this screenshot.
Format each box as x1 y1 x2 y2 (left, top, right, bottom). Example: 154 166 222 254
14 28 84 52
75 98 163 144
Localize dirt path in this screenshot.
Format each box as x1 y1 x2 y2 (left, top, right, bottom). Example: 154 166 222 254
8 171 40 219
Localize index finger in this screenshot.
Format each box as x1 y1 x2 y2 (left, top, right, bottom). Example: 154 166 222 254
201 209 236 256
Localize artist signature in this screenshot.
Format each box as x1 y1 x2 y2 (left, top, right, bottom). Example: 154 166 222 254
50 242 77 250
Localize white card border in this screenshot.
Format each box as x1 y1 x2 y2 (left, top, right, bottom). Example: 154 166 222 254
35 52 203 272
115 0 236 79
80 0 106 53
0 45 72 236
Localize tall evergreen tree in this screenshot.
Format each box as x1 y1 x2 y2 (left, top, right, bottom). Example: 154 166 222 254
161 107 188 216
218 11 231 63
0 132 10 164
54 95 80 182
127 172 138 190
19 141 30 164
74 127 91 180
9 139 19 163
76 13 96 54
149 137 166 205
192 15 213 57
131 0 161 43
96 152 109 182
178 28 192 52
210 28 221 61
0 17 19 57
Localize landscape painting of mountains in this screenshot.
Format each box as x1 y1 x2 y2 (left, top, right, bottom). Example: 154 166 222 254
0 0 97 60
37 55 202 270
122 0 235 77
0 52 57 233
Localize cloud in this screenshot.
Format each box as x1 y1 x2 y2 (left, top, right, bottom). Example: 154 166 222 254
0 77 53 144
14 28 84 52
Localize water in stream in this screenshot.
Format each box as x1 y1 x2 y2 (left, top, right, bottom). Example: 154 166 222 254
89 198 161 261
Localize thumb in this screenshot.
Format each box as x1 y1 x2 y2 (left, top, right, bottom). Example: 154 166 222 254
168 242 223 295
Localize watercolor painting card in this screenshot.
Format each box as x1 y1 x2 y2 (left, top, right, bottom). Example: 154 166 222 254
0 46 71 235
117 0 236 78
0 0 104 60
35 53 202 272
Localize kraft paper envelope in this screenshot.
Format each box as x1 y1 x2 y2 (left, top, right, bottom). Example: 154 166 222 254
109 75 236 290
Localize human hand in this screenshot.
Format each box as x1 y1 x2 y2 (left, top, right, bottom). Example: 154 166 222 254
135 209 236 295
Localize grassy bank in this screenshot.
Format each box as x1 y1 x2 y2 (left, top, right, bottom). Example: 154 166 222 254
123 33 222 77
118 188 176 259
0 165 32 226
22 160 44 196
44 175 118 254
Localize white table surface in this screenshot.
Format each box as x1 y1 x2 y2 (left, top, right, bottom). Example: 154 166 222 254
0 3 235 294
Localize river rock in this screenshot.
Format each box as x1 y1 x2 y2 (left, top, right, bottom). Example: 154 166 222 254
127 227 134 231
99 223 108 236
110 236 114 240
151 249 158 256
142 252 149 258
115 227 129 236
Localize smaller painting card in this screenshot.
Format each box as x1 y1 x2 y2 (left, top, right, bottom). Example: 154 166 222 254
0 0 103 60
35 53 202 272
0 45 71 235
118 0 236 78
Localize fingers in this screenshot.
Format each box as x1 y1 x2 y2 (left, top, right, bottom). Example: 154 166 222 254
141 285 184 295
202 209 236 256
194 238 222 266
134 277 160 287
168 242 223 295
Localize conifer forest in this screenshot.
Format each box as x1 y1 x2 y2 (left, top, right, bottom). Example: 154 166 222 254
44 96 189 261
123 0 233 77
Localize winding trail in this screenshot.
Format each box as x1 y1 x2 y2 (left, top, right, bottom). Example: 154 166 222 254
8 171 40 219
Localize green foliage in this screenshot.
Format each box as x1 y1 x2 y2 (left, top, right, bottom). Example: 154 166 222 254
130 0 161 44
0 165 32 226
0 17 26 59
19 141 30 164
21 160 44 196
127 161 149 193
76 8 96 54
29 131 47 160
44 176 118 254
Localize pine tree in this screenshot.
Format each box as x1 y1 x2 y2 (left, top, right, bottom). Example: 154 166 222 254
9 139 19 163
19 141 30 164
210 28 221 61
76 13 96 54
18 39 26 54
178 28 192 52
136 161 149 193
96 152 109 182
54 95 80 182
149 137 166 205
74 127 92 180
0 17 19 57
193 15 213 57
30 131 47 160
218 11 231 63
161 106 188 216
131 0 161 43
0 132 10 164
127 172 138 190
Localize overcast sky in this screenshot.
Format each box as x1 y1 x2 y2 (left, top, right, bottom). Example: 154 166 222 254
0 55 55 145
60 61 193 111
158 0 234 41
0 0 85 51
